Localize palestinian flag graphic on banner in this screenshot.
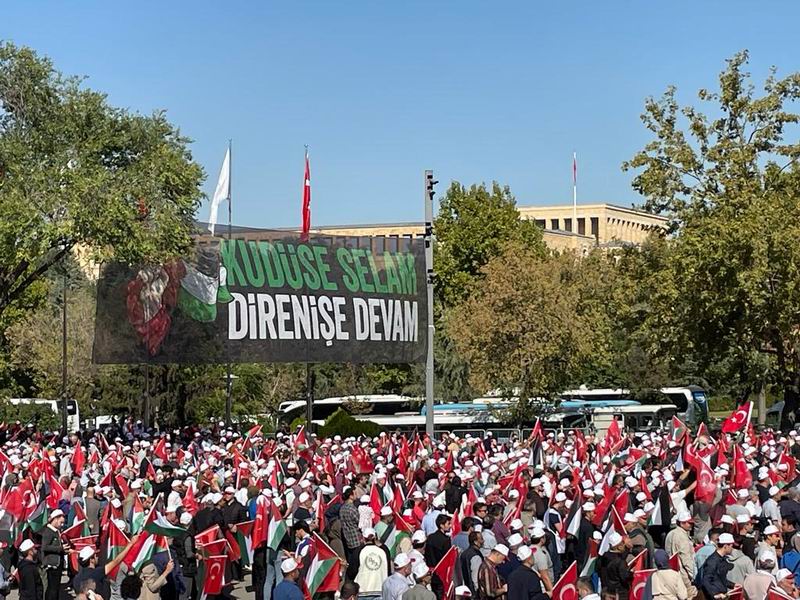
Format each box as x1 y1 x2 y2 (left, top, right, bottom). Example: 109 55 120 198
177 256 232 323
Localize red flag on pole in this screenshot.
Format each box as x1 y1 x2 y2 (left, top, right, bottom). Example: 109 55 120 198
632 570 656 600
721 402 752 434
432 546 458 600
551 560 578 600
71 439 85 476
203 555 227 595
695 459 718 503
301 148 311 241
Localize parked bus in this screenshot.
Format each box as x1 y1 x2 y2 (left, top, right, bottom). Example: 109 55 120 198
7 398 80 432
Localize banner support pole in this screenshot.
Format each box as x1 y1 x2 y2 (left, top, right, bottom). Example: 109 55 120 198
225 139 233 427
424 170 437 437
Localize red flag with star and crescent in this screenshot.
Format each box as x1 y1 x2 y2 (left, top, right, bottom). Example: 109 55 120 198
301 149 311 240
552 560 578 600
721 402 752 434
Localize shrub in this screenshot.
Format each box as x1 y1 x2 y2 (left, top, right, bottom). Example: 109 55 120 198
318 408 383 438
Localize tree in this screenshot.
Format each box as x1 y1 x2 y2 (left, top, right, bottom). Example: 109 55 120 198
431 182 546 402
623 51 800 428
446 244 610 424
0 43 203 320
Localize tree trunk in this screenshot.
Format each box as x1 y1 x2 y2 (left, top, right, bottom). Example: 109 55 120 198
780 374 800 432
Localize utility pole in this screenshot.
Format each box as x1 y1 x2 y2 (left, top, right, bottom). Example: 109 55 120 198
424 170 437 437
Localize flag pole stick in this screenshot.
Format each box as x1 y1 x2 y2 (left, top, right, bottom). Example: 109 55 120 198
572 152 577 235
225 139 233 427
304 145 314 430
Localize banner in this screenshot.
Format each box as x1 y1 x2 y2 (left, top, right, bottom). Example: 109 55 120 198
92 231 427 364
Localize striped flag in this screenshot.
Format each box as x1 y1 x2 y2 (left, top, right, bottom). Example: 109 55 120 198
303 534 341 599
267 501 287 551
145 512 187 538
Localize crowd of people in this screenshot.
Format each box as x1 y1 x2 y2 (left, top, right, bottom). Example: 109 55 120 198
1 411 799 600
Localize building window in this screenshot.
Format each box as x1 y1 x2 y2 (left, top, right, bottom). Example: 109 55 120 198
591 217 599 239
564 218 572 232
387 235 399 252
373 236 385 253
578 218 586 235
535 219 546 228
551 218 559 230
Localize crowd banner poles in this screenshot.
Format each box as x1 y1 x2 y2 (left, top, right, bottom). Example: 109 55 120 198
305 364 313 428
225 140 233 427
424 170 437 436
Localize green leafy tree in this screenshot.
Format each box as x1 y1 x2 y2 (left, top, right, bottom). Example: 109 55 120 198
431 182 547 402
623 51 800 427
0 42 203 320
447 244 611 424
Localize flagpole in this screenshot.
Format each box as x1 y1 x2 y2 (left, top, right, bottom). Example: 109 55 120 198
572 152 577 234
225 139 233 427
304 145 314 429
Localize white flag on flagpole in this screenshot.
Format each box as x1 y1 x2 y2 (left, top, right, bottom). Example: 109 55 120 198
207 147 231 235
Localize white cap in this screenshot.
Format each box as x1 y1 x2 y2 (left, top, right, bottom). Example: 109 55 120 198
494 544 509 557
510 519 523 530
509 490 520 498
736 514 750 524
554 492 567 503
508 533 523 547
298 492 310 504
737 489 749 499
413 563 430 579
764 525 780 536
777 569 794 583
531 526 546 539
608 531 623 547
769 486 780 497
584 502 596 512
412 530 426 543
718 533 735 545
455 585 472 597
281 558 299 573
363 527 376 539
360 494 370 503
180 512 193 526
394 553 411 568
517 545 533 561
380 506 393 516
676 510 692 522
224 486 236 494
79 546 95 561
624 513 637 523
19 539 35 553
49 509 64 520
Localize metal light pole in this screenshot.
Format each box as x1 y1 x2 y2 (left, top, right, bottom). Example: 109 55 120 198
61 258 68 435
424 170 437 437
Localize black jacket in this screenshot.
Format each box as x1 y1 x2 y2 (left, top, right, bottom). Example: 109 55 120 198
598 551 633 600
701 552 733 598
18 559 42 600
191 507 226 535
460 546 483 594
40 526 63 569
425 530 452 568
507 565 549 600
575 518 596 569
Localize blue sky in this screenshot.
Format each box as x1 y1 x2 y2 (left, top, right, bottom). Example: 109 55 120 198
3 2 798 229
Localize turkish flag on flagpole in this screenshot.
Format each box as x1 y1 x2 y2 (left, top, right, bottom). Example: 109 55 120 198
301 147 311 240
721 401 752 434
203 554 227 596
552 561 578 600
432 546 459 600
71 439 85 476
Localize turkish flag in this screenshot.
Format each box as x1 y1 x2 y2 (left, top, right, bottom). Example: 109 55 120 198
668 553 681 572
629 550 647 573
722 402 752 434
632 570 656 600
300 150 311 240
695 459 718 503
71 439 85 476
732 445 752 490
203 555 227 595
552 561 578 600
432 546 458 600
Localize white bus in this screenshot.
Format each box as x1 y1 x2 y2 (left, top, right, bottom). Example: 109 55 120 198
8 398 80 432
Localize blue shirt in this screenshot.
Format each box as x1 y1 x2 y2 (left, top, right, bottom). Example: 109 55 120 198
274 580 303 600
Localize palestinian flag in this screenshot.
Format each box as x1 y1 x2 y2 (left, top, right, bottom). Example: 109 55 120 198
107 519 130 578
27 501 49 533
242 425 263 452
580 538 599 577
303 534 341 599
670 416 688 442
648 485 672 527
375 517 410 559
231 520 254 566
145 512 186 538
267 500 287 551
130 496 146 534
62 518 88 541
125 532 169 572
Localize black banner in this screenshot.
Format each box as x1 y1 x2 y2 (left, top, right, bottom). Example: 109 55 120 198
92 230 427 364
